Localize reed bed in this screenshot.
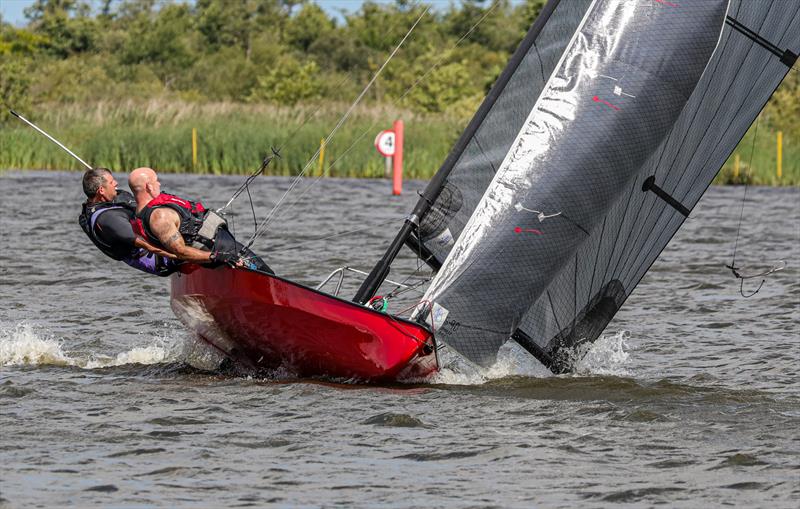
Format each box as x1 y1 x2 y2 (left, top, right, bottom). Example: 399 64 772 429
1 100 796 185
1 100 462 179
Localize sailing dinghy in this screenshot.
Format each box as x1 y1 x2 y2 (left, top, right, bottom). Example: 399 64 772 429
171 0 799 380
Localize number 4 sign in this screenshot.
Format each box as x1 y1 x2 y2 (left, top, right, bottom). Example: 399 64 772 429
374 130 396 157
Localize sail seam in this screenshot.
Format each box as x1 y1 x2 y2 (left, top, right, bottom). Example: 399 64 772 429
573 254 578 322
546 291 562 334
587 216 607 306
533 43 546 85
600 179 639 289
473 137 498 174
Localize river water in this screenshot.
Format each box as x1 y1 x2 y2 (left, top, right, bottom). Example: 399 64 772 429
1 171 798 508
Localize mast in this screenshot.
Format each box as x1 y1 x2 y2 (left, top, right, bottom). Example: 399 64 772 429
353 0 564 304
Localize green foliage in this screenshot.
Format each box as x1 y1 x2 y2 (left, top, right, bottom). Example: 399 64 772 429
763 71 799 142
285 3 335 52
24 0 98 57
0 26 50 55
0 0 568 109
0 58 32 116
182 47 257 100
117 3 193 86
250 58 323 105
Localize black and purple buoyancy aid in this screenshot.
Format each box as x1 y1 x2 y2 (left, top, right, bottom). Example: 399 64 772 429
78 190 176 277
137 193 211 249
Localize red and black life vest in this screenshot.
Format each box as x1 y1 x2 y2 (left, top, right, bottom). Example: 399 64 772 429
137 193 208 249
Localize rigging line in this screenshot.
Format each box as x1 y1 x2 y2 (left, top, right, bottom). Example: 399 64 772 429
728 115 759 267
260 1 503 233
245 184 257 233
385 254 436 299
218 73 356 214
274 72 356 154
219 151 277 213
386 277 432 300
259 216 404 254
246 5 431 248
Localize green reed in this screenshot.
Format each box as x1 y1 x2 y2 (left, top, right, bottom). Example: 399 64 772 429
1 100 796 185
0 100 462 179
716 122 799 186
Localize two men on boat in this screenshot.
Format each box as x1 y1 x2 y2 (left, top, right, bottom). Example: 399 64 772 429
79 168 178 276
80 167 271 274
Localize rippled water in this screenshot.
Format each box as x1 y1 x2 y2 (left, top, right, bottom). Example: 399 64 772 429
1 171 798 508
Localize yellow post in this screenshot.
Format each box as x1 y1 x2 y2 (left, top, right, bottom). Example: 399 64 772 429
734 153 740 180
318 138 326 177
777 131 782 180
192 128 198 169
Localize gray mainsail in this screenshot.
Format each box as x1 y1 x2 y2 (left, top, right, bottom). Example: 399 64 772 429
413 0 593 259
417 0 733 368
511 0 800 372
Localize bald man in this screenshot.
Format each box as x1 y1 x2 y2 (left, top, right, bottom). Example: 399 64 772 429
129 167 271 272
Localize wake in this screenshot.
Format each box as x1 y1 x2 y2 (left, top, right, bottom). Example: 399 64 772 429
0 322 222 371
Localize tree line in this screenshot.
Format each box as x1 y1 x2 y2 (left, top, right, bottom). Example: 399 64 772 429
0 0 549 117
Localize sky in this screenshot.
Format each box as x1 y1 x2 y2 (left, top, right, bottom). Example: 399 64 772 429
0 0 465 27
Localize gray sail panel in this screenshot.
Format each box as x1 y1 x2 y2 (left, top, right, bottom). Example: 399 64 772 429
515 0 800 372
417 0 593 259
418 0 730 367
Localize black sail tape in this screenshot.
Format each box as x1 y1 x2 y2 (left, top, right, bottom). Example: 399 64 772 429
725 16 798 68
642 176 690 217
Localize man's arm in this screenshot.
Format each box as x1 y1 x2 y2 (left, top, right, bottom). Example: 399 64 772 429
133 237 178 259
149 208 213 263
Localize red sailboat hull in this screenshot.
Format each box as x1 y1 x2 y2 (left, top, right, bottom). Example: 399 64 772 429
170 265 438 381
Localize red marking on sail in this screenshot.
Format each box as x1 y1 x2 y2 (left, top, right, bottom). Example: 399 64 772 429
592 95 620 111
654 0 678 6
514 227 543 235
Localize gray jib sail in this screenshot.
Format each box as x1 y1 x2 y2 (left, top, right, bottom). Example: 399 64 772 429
415 0 735 368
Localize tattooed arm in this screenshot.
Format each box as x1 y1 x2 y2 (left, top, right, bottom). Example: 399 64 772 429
133 236 178 259
149 208 213 263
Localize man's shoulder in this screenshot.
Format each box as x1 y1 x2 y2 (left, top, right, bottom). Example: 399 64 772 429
150 206 180 218
149 205 180 227
96 207 133 225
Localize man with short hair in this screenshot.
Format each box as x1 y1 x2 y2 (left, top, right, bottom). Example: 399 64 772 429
79 168 177 276
128 167 270 271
